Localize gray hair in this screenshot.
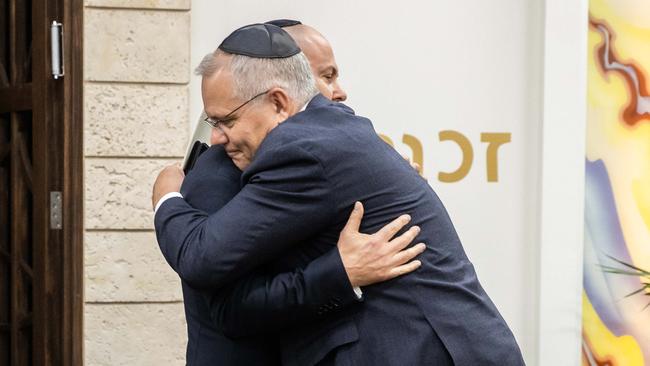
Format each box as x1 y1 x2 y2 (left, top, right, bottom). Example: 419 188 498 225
195 50 319 107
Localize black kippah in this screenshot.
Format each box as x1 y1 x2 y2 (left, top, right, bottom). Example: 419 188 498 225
218 23 301 58
265 19 302 28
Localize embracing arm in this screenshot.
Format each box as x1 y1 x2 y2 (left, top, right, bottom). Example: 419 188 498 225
154 143 337 290
208 202 425 338
208 247 356 338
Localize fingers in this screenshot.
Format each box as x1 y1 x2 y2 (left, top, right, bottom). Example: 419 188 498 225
410 161 422 175
342 201 364 234
391 243 426 266
402 154 423 175
174 162 185 176
386 225 420 253
168 162 185 176
386 260 422 280
151 162 185 210
376 214 411 240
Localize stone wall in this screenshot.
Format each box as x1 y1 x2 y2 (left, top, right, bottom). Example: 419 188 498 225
83 1 190 364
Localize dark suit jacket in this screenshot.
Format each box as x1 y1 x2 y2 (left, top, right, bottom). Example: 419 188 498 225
176 145 361 365
156 94 525 366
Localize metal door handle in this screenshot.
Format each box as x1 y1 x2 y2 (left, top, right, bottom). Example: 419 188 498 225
50 21 64 79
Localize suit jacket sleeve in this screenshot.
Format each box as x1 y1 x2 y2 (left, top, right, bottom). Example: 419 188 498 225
207 247 361 338
154 142 337 290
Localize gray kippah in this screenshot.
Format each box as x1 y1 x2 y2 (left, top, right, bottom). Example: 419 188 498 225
218 23 301 58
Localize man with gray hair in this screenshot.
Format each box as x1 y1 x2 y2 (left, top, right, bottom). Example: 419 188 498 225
158 22 424 365
154 23 523 365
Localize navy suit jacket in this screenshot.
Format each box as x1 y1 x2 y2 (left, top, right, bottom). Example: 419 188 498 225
175 145 361 365
156 95 525 366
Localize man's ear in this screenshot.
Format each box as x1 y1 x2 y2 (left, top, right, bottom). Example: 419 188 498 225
267 87 291 115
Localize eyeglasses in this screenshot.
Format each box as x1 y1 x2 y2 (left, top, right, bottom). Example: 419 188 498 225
203 90 269 129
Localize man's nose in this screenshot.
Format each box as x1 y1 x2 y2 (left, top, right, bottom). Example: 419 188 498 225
210 127 228 145
332 82 347 102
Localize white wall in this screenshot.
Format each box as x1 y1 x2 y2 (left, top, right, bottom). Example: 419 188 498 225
537 0 588 364
191 1 548 364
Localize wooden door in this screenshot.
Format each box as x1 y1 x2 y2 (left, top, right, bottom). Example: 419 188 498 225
0 0 82 364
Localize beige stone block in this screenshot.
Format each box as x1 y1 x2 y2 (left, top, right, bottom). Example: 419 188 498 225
84 303 187 366
85 158 179 229
85 231 182 302
85 0 190 10
84 9 189 83
84 83 189 157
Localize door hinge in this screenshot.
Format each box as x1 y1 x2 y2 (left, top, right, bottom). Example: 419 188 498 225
50 21 64 79
50 191 62 230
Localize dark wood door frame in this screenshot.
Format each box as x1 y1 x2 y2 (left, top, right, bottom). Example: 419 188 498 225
31 0 84 364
